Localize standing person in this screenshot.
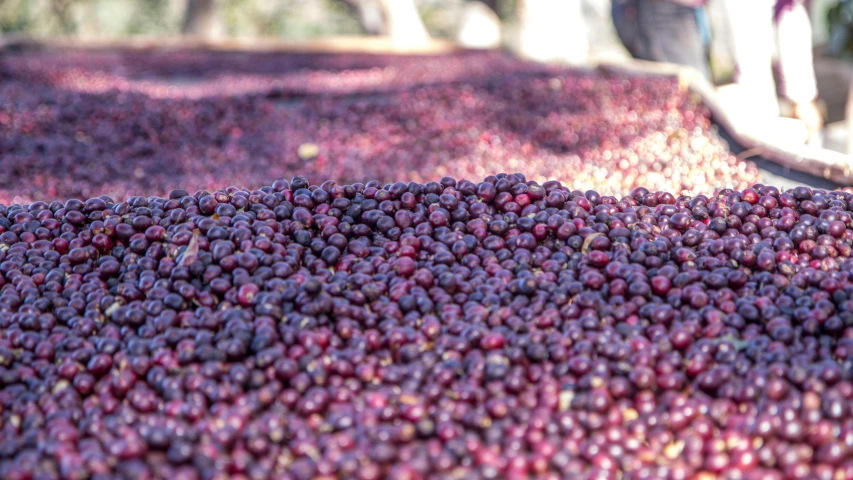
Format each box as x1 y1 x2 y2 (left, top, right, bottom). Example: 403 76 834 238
775 0 823 138
611 0 712 81
722 0 823 138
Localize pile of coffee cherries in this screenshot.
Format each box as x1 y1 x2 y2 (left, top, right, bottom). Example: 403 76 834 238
1 174 852 479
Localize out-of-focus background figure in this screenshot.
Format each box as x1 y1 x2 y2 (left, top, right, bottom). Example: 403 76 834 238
720 0 822 141
611 0 711 81
608 0 852 152
611 0 824 145
517 0 588 64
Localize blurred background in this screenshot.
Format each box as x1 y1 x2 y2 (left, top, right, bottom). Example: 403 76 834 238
0 0 850 139
0 1 845 67
0 0 853 199
7 0 511 40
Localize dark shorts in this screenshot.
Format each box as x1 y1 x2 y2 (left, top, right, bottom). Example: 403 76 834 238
612 0 712 81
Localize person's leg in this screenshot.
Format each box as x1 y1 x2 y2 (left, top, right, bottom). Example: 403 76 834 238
776 1 822 138
518 0 588 63
775 1 819 104
637 0 712 81
724 0 779 118
612 0 647 60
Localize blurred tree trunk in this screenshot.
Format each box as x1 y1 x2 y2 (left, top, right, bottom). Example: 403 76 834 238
378 0 431 48
51 0 77 34
340 0 387 35
182 0 217 38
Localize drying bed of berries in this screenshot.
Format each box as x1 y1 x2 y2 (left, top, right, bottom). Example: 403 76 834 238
1 174 853 479
3 49 534 98
0 49 759 204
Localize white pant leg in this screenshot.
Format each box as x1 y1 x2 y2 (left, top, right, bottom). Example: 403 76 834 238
518 0 589 64
723 0 779 118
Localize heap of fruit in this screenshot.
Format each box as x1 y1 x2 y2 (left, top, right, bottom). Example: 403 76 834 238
0 49 759 205
1 174 852 479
